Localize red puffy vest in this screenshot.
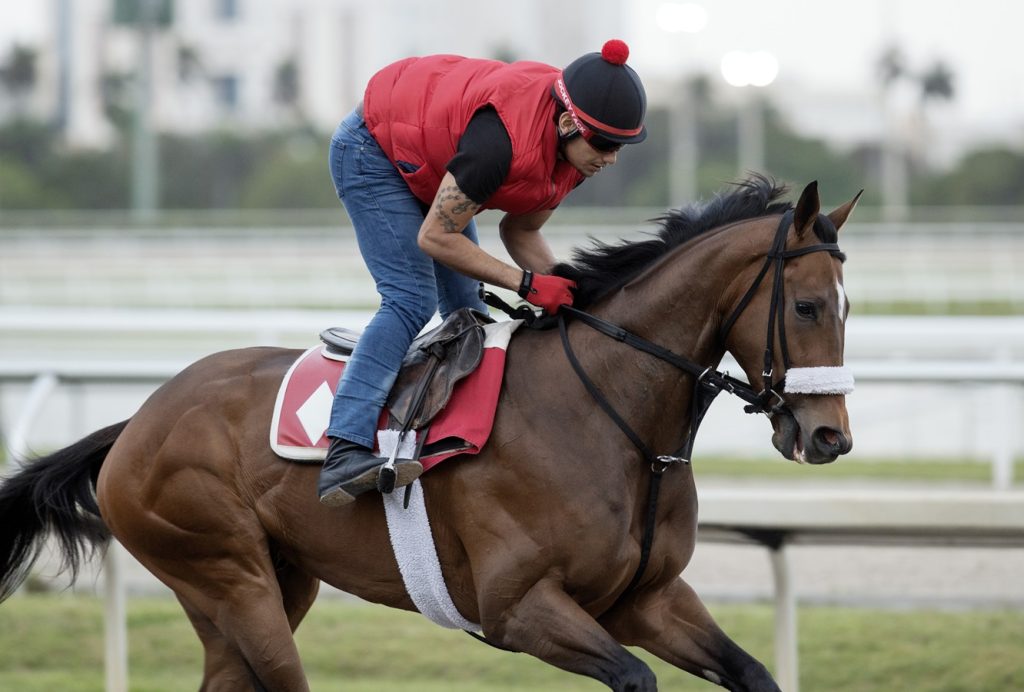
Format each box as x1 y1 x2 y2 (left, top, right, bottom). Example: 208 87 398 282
363 55 583 215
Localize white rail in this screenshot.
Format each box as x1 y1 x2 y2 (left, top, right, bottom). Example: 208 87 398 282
699 488 1024 692
4 355 1022 488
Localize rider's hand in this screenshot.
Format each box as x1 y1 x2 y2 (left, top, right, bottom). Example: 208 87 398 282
518 270 576 313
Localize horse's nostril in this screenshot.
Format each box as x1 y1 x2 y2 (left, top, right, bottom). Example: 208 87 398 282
813 427 851 455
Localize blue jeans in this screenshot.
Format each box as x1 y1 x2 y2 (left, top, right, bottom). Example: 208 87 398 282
326 108 487 448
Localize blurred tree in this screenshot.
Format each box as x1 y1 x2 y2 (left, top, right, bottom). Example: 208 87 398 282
0 159 55 208
177 44 204 83
273 57 307 125
762 105 867 203
0 119 53 167
0 45 38 117
915 147 1024 205
0 45 37 92
159 131 263 208
100 70 136 132
241 142 337 208
877 46 905 88
274 59 300 105
920 60 955 104
489 44 519 63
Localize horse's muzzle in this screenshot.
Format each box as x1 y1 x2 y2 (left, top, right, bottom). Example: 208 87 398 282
771 409 852 464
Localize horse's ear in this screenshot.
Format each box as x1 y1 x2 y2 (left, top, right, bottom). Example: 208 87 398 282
793 181 820 239
826 189 864 233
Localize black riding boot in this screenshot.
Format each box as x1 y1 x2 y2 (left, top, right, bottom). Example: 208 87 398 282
317 437 423 507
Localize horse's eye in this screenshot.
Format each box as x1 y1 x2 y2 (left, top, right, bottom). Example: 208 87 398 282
795 301 817 320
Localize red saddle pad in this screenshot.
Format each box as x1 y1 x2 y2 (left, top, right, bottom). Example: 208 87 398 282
270 320 520 471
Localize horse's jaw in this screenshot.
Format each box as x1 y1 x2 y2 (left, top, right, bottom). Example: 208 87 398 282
770 409 806 462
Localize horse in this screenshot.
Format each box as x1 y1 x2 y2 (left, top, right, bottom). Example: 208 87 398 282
0 176 858 691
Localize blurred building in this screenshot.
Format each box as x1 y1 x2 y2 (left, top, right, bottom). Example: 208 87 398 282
5 0 624 149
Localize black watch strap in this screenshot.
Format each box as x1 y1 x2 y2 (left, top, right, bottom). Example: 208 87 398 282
518 270 534 298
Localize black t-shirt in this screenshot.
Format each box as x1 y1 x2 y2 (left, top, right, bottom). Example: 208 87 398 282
445 107 513 205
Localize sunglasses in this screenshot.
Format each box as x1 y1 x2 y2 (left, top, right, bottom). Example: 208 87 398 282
564 127 623 153
585 134 624 153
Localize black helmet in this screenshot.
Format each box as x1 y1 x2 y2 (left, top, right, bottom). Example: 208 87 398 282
554 39 647 145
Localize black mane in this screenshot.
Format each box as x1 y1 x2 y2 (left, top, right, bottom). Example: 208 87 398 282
552 175 792 309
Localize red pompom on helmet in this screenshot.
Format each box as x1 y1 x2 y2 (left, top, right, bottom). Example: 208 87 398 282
553 39 647 145
601 39 630 65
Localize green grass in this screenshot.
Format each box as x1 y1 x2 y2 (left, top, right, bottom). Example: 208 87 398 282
1 595 1022 691
693 455 1024 485
858 300 1023 316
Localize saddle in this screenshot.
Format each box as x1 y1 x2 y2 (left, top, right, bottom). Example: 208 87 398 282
321 308 494 432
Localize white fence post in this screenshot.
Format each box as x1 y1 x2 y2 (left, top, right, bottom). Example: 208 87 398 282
104 542 128 692
992 350 1018 490
6 372 59 464
770 540 799 692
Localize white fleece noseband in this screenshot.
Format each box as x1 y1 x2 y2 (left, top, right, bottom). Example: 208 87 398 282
783 366 855 395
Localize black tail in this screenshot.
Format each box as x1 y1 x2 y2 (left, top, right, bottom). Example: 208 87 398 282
0 419 129 601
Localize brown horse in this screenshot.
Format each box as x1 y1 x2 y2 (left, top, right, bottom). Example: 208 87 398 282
0 177 858 691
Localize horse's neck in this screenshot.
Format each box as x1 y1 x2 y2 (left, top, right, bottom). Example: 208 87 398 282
558 232 741 460
596 228 742 372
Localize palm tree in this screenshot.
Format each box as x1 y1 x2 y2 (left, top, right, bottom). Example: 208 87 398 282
919 60 954 105
875 46 956 219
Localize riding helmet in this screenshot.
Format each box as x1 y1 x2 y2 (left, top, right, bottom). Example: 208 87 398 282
554 39 648 145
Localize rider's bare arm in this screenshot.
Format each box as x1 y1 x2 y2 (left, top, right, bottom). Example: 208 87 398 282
418 171 524 291
498 209 557 273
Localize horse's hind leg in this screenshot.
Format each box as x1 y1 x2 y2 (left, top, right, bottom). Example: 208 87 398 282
603 577 779 692
178 596 262 691
151 551 310 692
177 560 319 691
275 558 321 631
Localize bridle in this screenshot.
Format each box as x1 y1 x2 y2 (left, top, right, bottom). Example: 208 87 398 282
721 208 852 412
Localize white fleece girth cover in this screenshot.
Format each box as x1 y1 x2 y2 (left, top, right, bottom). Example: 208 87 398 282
783 366 855 395
380 430 480 632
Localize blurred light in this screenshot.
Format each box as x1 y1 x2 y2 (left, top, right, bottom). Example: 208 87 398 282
747 50 779 87
720 50 778 87
656 2 708 33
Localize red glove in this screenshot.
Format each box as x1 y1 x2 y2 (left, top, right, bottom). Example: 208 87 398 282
518 270 576 313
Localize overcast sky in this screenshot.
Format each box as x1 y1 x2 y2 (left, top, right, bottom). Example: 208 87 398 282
628 0 1022 150
2 1 1020 156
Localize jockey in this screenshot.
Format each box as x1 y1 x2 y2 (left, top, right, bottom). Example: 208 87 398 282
319 40 648 506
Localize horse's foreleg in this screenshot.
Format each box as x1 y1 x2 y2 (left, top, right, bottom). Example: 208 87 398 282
603 577 779 692
482 577 657 692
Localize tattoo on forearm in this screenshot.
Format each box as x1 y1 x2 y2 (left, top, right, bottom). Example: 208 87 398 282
434 185 479 232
